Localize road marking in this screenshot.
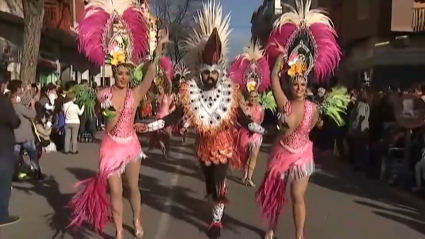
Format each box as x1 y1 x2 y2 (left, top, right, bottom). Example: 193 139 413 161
153 148 184 239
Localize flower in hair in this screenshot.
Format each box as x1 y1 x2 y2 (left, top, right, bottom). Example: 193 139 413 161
246 81 257 92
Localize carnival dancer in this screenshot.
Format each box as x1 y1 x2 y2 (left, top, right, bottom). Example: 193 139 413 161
67 1 170 238
148 56 174 159
255 1 347 238
172 63 191 143
229 42 276 187
135 2 266 238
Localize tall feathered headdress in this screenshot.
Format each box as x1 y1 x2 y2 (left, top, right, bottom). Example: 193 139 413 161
183 0 231 72
229 42 270 93
267 0 341 83
78 0 149 66
229 42 276 112
174 63 191 82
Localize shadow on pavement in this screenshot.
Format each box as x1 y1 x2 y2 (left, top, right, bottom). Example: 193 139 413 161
355 200 425 235
12 173 95 239
137 166 263 238
311 151 425 236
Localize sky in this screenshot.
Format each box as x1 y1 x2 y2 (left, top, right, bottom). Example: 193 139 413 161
221 0 264 60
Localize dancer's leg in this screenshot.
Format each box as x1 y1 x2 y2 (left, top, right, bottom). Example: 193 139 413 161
108 174 124 237
124 160 143 237
246 145 260 186
201 163 214 200
290 176 310 239
208 162 229 238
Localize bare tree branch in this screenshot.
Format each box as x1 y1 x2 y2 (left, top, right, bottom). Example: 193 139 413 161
150 0 202 62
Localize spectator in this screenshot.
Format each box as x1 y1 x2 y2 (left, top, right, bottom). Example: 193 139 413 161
34 109 56 157
35 83 56 114
11 86 43 181
63 93 85 154
348 88 370 171
1 76 9 94
0 75 21 226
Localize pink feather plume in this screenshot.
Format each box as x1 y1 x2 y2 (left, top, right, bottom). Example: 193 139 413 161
266 24 297 59
159 56 174 81
122 8 149 62
229 56 249 90
309 23 341 82
77 7 111 66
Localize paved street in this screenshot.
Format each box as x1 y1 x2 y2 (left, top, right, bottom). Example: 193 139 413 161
1 134 425 239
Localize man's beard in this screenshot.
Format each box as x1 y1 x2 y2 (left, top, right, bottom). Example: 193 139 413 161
202 77 217 89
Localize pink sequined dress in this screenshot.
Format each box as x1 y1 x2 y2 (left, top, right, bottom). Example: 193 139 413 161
235 104 263 167
149 94 171 150
256 100 315 229
68 87 146 233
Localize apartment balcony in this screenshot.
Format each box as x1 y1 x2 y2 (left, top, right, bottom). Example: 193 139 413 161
43 0 73 33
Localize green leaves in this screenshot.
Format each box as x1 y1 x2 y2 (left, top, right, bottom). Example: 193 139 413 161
319 86 350 126
130 62 147 88
71 85 97 118
260 91 277 113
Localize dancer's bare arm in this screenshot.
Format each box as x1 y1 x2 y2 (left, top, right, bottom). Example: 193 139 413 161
133 28 170 103
311 103 323 129
134 106 184 133
270 43 288 112
237 107 266 135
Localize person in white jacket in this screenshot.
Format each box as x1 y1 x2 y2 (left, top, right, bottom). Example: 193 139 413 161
62 95 84 154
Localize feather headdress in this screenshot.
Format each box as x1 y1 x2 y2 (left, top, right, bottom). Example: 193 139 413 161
78 0 149 66
267 0 341 83
174 63 191 81
183 0 231 71
229 42 270 93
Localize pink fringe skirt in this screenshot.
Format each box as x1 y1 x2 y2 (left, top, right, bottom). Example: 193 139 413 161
68 133 146 233
235 128 262 167
255 140 314 228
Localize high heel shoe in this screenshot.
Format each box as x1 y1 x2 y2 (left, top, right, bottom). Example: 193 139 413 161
246 178 255 187
133 219 144 238
115 230 124 239
264 230 274 239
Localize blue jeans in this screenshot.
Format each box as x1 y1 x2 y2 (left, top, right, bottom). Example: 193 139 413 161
0 149 15 222
14 141 39 171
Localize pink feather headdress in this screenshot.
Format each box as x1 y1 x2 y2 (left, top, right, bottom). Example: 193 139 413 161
266 0 341 83
229 42 270 93
78 0 149 66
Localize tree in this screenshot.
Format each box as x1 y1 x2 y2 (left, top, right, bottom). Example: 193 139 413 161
150 0 202 62
20 0 44 86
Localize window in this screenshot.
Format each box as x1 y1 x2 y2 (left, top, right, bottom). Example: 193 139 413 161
357 0 369 20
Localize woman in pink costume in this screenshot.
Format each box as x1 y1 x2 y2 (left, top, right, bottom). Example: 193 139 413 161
255 1 342 238
148 57 174 159
229 42 272 187
67 1 170 238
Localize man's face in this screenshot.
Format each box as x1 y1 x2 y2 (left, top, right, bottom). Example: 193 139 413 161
201 67 220 89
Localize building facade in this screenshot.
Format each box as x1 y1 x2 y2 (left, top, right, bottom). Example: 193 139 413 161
316 0 425 88
0 0 95 85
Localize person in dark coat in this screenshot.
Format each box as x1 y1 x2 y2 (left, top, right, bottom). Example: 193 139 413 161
0 75 21 226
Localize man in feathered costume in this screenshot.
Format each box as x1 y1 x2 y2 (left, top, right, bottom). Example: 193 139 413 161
255 1 349 239
135 1 266 238
67 0 169 238
229 42 276 187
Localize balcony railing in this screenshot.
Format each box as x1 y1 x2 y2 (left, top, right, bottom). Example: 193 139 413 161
43 0 72 32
